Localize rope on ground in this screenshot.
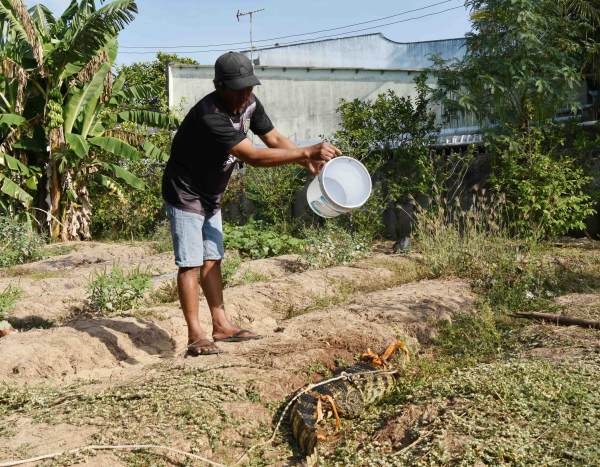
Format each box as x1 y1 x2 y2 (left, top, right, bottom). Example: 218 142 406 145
0 444 225 467
233 367 399 465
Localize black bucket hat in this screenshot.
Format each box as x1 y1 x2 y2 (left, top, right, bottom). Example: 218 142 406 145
215 52 261 91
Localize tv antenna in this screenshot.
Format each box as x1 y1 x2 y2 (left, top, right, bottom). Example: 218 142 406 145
236 8 265 66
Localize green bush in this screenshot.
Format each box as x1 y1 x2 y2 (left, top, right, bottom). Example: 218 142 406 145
489 121 596 238
301 223 371 269
86 263 152 313
245 165 305 233
223 218 304 259
0 217 47 268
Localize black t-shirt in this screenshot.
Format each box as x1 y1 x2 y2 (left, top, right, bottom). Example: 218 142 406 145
162 91 274 216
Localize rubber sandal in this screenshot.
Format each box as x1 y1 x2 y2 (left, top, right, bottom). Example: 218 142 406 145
213 330 264 342
186 342 223 356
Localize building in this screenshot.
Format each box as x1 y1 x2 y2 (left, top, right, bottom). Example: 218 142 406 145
241 33 466 70
168 34 468 142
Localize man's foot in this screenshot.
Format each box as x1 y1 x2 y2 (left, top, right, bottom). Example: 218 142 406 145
213 329 263 342
187 336 223 356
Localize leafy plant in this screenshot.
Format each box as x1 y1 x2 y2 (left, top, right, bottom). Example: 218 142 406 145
86 262 152 313
0 216 46 268
0 0 181 241
489 120 596 237
223 218 304 259
245 164 305 233
330 73 438 202
429 0 591 128
301 222 371 269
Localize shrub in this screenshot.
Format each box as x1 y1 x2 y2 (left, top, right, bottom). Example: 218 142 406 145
223 218 304 259
245 165 305 233
0 217 46 268
489 121 596 238
86 263 152 313
301 222 371 269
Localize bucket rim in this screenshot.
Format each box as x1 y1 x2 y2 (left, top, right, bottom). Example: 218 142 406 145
319 156 372 209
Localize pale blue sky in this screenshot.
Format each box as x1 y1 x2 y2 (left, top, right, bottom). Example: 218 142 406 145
42 0 472 67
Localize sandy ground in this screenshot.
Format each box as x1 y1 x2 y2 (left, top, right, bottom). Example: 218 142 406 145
0 241 475 466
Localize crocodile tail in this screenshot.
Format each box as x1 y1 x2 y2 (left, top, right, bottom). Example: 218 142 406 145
305 445 319 467
291 397 320 465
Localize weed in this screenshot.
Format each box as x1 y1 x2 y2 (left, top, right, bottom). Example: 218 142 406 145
150 219 173 254
221 252 243 287
86 262 152 314
335 358 351 370
43 243 79 258
0 363 271 466
224 218 304 259
0 217 46 269
234 268 270 286
151 278 178 304
0 284 22 321
281 279 354 319
301 223 371 269
297 362 333 383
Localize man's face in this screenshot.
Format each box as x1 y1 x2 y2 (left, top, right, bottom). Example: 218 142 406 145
220 85 253 111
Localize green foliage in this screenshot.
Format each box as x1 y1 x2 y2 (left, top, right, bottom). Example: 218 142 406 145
489 121 596 237
430 0 592 128
86 262 152 313
150 219 173 253
330 74 438 202
116 52 198 110
221 252 243 287
89 155 166 239
245 165 305 232
223 218 304 259
0 216 46 268
300 222 371 269
0 284 22 321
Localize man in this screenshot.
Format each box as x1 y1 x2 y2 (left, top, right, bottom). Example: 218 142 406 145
162 52 341 356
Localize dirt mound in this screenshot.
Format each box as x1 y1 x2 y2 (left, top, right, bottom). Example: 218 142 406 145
1 317 175 383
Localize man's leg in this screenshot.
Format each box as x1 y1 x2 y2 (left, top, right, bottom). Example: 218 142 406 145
177 266 215 350
200 260 259 340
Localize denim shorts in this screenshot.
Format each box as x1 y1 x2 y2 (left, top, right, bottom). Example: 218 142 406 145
165 203 225 267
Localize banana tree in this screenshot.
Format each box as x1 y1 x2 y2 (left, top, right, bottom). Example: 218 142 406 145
1 0 178 240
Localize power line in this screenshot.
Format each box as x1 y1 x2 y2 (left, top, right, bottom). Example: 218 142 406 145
120 0 455 49
120 5 463 55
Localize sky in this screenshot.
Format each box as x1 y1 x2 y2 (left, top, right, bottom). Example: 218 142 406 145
41 0 472 67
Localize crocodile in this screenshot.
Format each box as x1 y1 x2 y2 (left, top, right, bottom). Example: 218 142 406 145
290 341 409 466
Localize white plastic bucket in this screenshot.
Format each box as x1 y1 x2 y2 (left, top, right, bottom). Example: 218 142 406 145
307 156 372 218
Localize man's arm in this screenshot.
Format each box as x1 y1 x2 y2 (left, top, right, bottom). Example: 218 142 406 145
228 129 341 175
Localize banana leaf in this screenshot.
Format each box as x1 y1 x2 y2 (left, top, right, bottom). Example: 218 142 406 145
117 110 181 129
88 136 140 161
63 61 110 133
143 140 169 161
101 161 146 189
65 133 90 158
0 173 33 204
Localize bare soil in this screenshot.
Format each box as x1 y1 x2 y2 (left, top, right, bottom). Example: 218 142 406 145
0 241 475 465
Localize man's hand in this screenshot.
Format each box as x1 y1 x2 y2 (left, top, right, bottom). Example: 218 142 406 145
302 142 342 176
299 159 325 177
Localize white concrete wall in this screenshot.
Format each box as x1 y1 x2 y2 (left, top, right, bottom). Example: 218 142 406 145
242 34 467 70
168 64 446 142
